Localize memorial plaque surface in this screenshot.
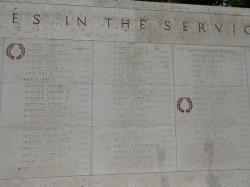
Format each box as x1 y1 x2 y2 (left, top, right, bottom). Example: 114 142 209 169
0 0 250 186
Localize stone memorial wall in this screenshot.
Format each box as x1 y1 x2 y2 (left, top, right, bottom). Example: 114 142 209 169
0 0 250 186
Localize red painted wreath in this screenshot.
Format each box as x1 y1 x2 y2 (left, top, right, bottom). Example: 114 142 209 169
177 97 193 113
6 43 25 60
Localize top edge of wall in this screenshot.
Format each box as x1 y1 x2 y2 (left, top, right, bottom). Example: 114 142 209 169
0 0 250 16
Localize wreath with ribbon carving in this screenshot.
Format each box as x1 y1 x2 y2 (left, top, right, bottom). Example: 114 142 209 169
177 97 193 113
6 43 26 60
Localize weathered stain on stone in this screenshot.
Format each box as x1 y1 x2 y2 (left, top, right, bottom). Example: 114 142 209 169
204 137 215 170
206 172 222 187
